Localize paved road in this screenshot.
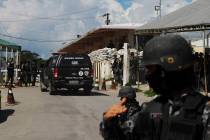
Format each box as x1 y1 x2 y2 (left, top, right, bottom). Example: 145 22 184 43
0 85 152 140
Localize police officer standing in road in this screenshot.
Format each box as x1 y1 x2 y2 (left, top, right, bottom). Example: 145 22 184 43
31 60 37 86
100 35 210 140
6 58 15 87
25 61 31 86
100 86 141 140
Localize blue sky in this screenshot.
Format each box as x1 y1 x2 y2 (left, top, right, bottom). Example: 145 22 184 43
117 0 193 9
0 0 194 59
117 0 133 9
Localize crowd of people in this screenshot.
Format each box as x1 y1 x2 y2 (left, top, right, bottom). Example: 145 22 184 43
111 45 210 91
5 59 38 87
193 51 210 92
19 60 38 87
111 52 145 86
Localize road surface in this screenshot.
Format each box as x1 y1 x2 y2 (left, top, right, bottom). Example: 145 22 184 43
0 85 152 140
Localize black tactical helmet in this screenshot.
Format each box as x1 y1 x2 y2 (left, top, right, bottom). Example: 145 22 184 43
143 35 193 71
118 86 136 99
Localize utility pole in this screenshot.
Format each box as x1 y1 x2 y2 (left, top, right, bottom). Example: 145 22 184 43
102 13 110 25
155 0 162 17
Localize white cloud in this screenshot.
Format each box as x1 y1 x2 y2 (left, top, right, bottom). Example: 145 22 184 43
0 0 193 59
162 0 189 14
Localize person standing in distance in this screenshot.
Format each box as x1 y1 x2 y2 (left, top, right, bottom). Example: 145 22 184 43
6 58 15 87
100 34 210 140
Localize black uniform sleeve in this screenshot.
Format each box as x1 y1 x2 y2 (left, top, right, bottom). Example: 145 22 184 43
203 103 210 140
206 121 210 140
99 117 122 140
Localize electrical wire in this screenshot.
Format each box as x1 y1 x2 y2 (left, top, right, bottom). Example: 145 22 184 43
0 32 76 43
7 7 99 18
0 16 97 22
0 7 99 22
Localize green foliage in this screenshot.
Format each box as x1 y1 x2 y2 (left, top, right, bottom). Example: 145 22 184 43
20 50 45 69
21 50 33 62
144 89 156 97
21 50 40 62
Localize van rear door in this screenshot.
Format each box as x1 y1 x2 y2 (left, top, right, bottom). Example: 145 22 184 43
57 55 92 80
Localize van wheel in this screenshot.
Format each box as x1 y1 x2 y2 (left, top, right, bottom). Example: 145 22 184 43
49 83 56 95
40 82 47 92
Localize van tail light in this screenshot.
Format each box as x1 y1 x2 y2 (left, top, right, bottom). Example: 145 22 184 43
54 67 58 79
90 69 94 77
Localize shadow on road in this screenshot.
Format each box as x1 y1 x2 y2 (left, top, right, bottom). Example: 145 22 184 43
52 90 109 96
0 109 15 123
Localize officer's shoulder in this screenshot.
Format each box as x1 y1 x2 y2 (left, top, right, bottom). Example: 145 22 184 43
184 92 210 110
141 96 165 112
142 95 166 105
187 91 210 102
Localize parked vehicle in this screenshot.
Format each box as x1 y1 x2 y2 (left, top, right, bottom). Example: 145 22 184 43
40 53 93 95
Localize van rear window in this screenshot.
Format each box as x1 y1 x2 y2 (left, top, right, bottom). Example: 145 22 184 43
59 56 91 66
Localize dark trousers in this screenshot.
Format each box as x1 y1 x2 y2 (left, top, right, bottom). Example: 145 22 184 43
6 74 14 86
129 70 137 85
32 74 37 86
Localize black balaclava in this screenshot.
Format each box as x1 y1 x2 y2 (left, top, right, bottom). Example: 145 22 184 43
145 65 194 97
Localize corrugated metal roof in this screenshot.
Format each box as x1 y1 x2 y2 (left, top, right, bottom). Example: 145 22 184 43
137 0 210 33
0 39 21 50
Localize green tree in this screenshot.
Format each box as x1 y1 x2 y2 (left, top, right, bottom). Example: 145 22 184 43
20 50 45 69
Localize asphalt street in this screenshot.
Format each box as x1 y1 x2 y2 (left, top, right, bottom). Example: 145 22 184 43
0 85 152 140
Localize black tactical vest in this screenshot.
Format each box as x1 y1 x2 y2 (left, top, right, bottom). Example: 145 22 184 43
136 93 210 140
118 102 142 140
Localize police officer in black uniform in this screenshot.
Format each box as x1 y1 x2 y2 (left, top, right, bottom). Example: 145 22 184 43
6 59 15 87
31 60 37 86
129 52 138 85
100 86 141 140
112 55 119 84
100 35 210 140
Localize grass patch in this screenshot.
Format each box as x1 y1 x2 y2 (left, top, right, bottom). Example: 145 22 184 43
144 89 156 97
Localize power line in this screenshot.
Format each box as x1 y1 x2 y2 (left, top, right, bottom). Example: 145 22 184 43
0 16 97 23
0 7 99 22
6 7 98 18
0 32 76 43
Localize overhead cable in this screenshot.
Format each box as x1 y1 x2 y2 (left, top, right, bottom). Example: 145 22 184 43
5 7 98 18
0 7 99 22
0 16 97 22
0 32 75 43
